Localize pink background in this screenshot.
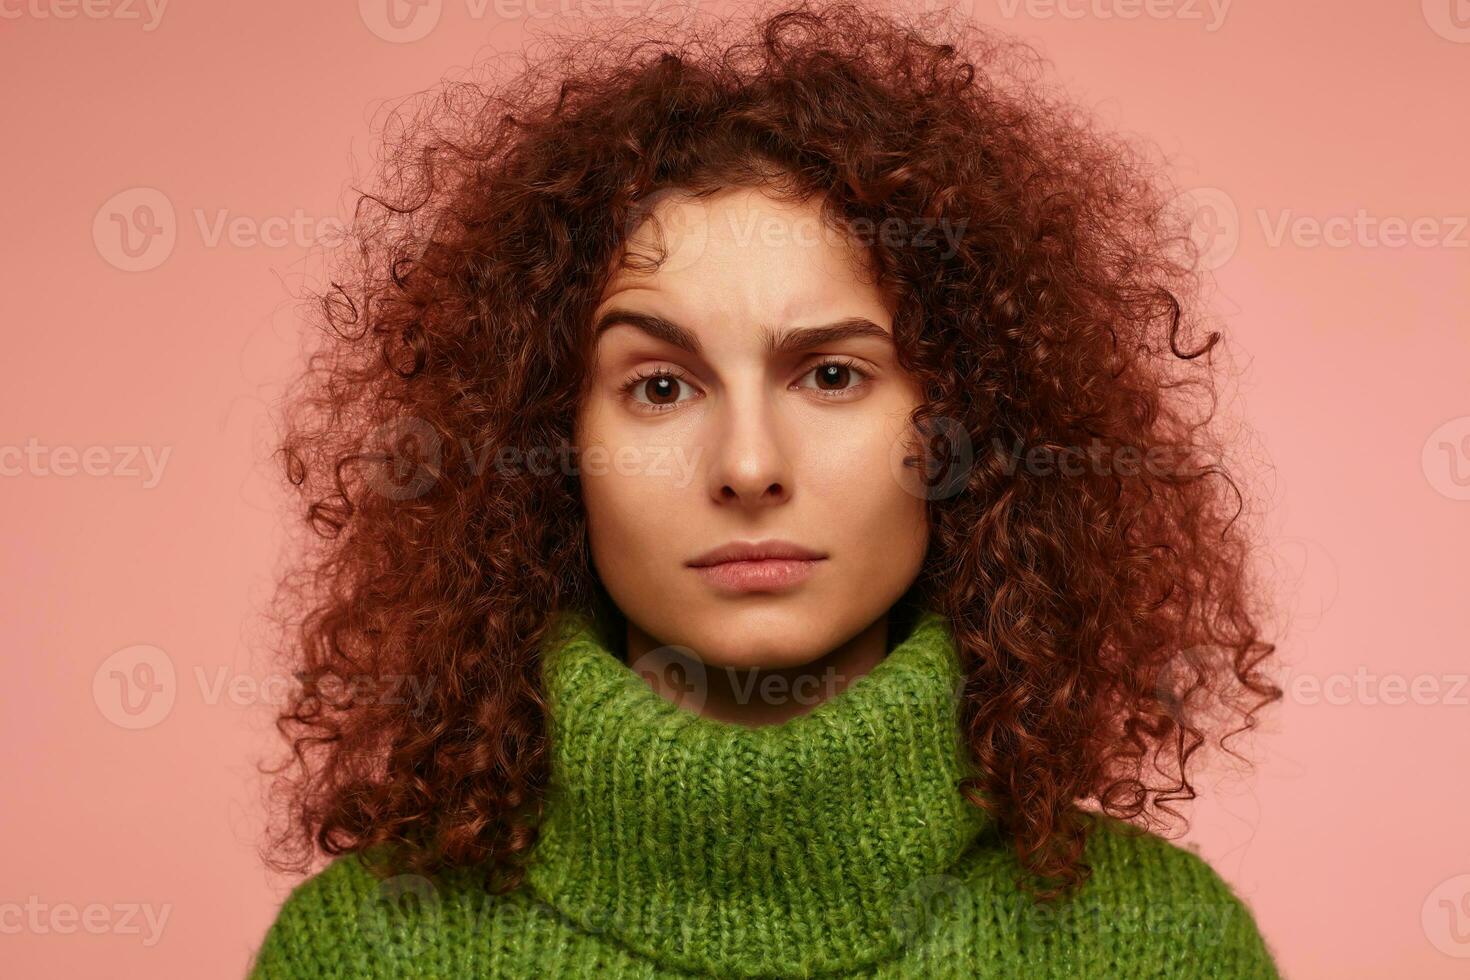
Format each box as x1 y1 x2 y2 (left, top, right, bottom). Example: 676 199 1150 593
3 2 1467 976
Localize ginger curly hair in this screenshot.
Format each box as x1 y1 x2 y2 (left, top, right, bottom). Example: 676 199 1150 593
259 0 1280 902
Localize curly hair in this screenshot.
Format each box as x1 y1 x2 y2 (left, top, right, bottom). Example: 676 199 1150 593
259 0 1281 903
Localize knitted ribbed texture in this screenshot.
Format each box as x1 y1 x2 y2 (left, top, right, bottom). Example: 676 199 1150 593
248 608 1280 979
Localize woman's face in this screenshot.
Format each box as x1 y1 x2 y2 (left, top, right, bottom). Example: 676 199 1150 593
574 185 929 670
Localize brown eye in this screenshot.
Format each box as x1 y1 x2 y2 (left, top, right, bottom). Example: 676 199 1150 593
644 375 680 404
623 370 694 410
795 359 869 398
813 363 851 390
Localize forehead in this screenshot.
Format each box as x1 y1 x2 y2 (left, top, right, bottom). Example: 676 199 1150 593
597 186 890 330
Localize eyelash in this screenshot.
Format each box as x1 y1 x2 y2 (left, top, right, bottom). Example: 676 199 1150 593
618 357 871 413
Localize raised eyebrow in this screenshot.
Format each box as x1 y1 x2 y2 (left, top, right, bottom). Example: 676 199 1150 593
593 309 702 355
592 309 891 357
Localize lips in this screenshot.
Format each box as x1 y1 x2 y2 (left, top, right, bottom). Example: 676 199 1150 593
686 539 828 594
686 539 827 568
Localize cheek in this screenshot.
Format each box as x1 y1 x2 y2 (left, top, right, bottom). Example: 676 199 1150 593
579 441 695 561
583 466 652 551
804 415 928 541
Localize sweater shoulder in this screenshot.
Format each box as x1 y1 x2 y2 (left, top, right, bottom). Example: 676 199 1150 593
249 848 512 979
247 851 568 978
1074 811 1280 978
1078 809 1257 896
246 853 387 980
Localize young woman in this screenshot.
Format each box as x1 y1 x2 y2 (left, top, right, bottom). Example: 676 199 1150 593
249 2 1282 975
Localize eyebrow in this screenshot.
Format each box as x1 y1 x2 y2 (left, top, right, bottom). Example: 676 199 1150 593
591 308 893 357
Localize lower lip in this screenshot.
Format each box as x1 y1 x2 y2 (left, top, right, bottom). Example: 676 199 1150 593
690 558 825 592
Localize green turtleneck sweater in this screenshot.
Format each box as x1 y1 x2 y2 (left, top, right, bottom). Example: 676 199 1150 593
247 608 1280 978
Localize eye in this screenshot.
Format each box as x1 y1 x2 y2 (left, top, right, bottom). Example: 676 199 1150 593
620 368 697 412
796 358 870 396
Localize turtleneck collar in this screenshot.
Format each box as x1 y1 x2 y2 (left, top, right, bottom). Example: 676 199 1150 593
523 606 993 978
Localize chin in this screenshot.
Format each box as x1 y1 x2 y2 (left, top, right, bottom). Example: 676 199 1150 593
698 639 818 671
685 602 843 666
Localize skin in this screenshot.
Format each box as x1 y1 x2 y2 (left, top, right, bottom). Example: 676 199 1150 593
573 185 930 726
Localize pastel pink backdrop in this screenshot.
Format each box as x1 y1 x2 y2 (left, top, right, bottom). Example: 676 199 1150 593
2 2 1466 977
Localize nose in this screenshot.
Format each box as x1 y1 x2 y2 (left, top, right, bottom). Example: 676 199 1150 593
705 386 792 509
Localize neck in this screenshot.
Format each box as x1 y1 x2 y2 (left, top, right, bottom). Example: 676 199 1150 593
623 612 891 727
